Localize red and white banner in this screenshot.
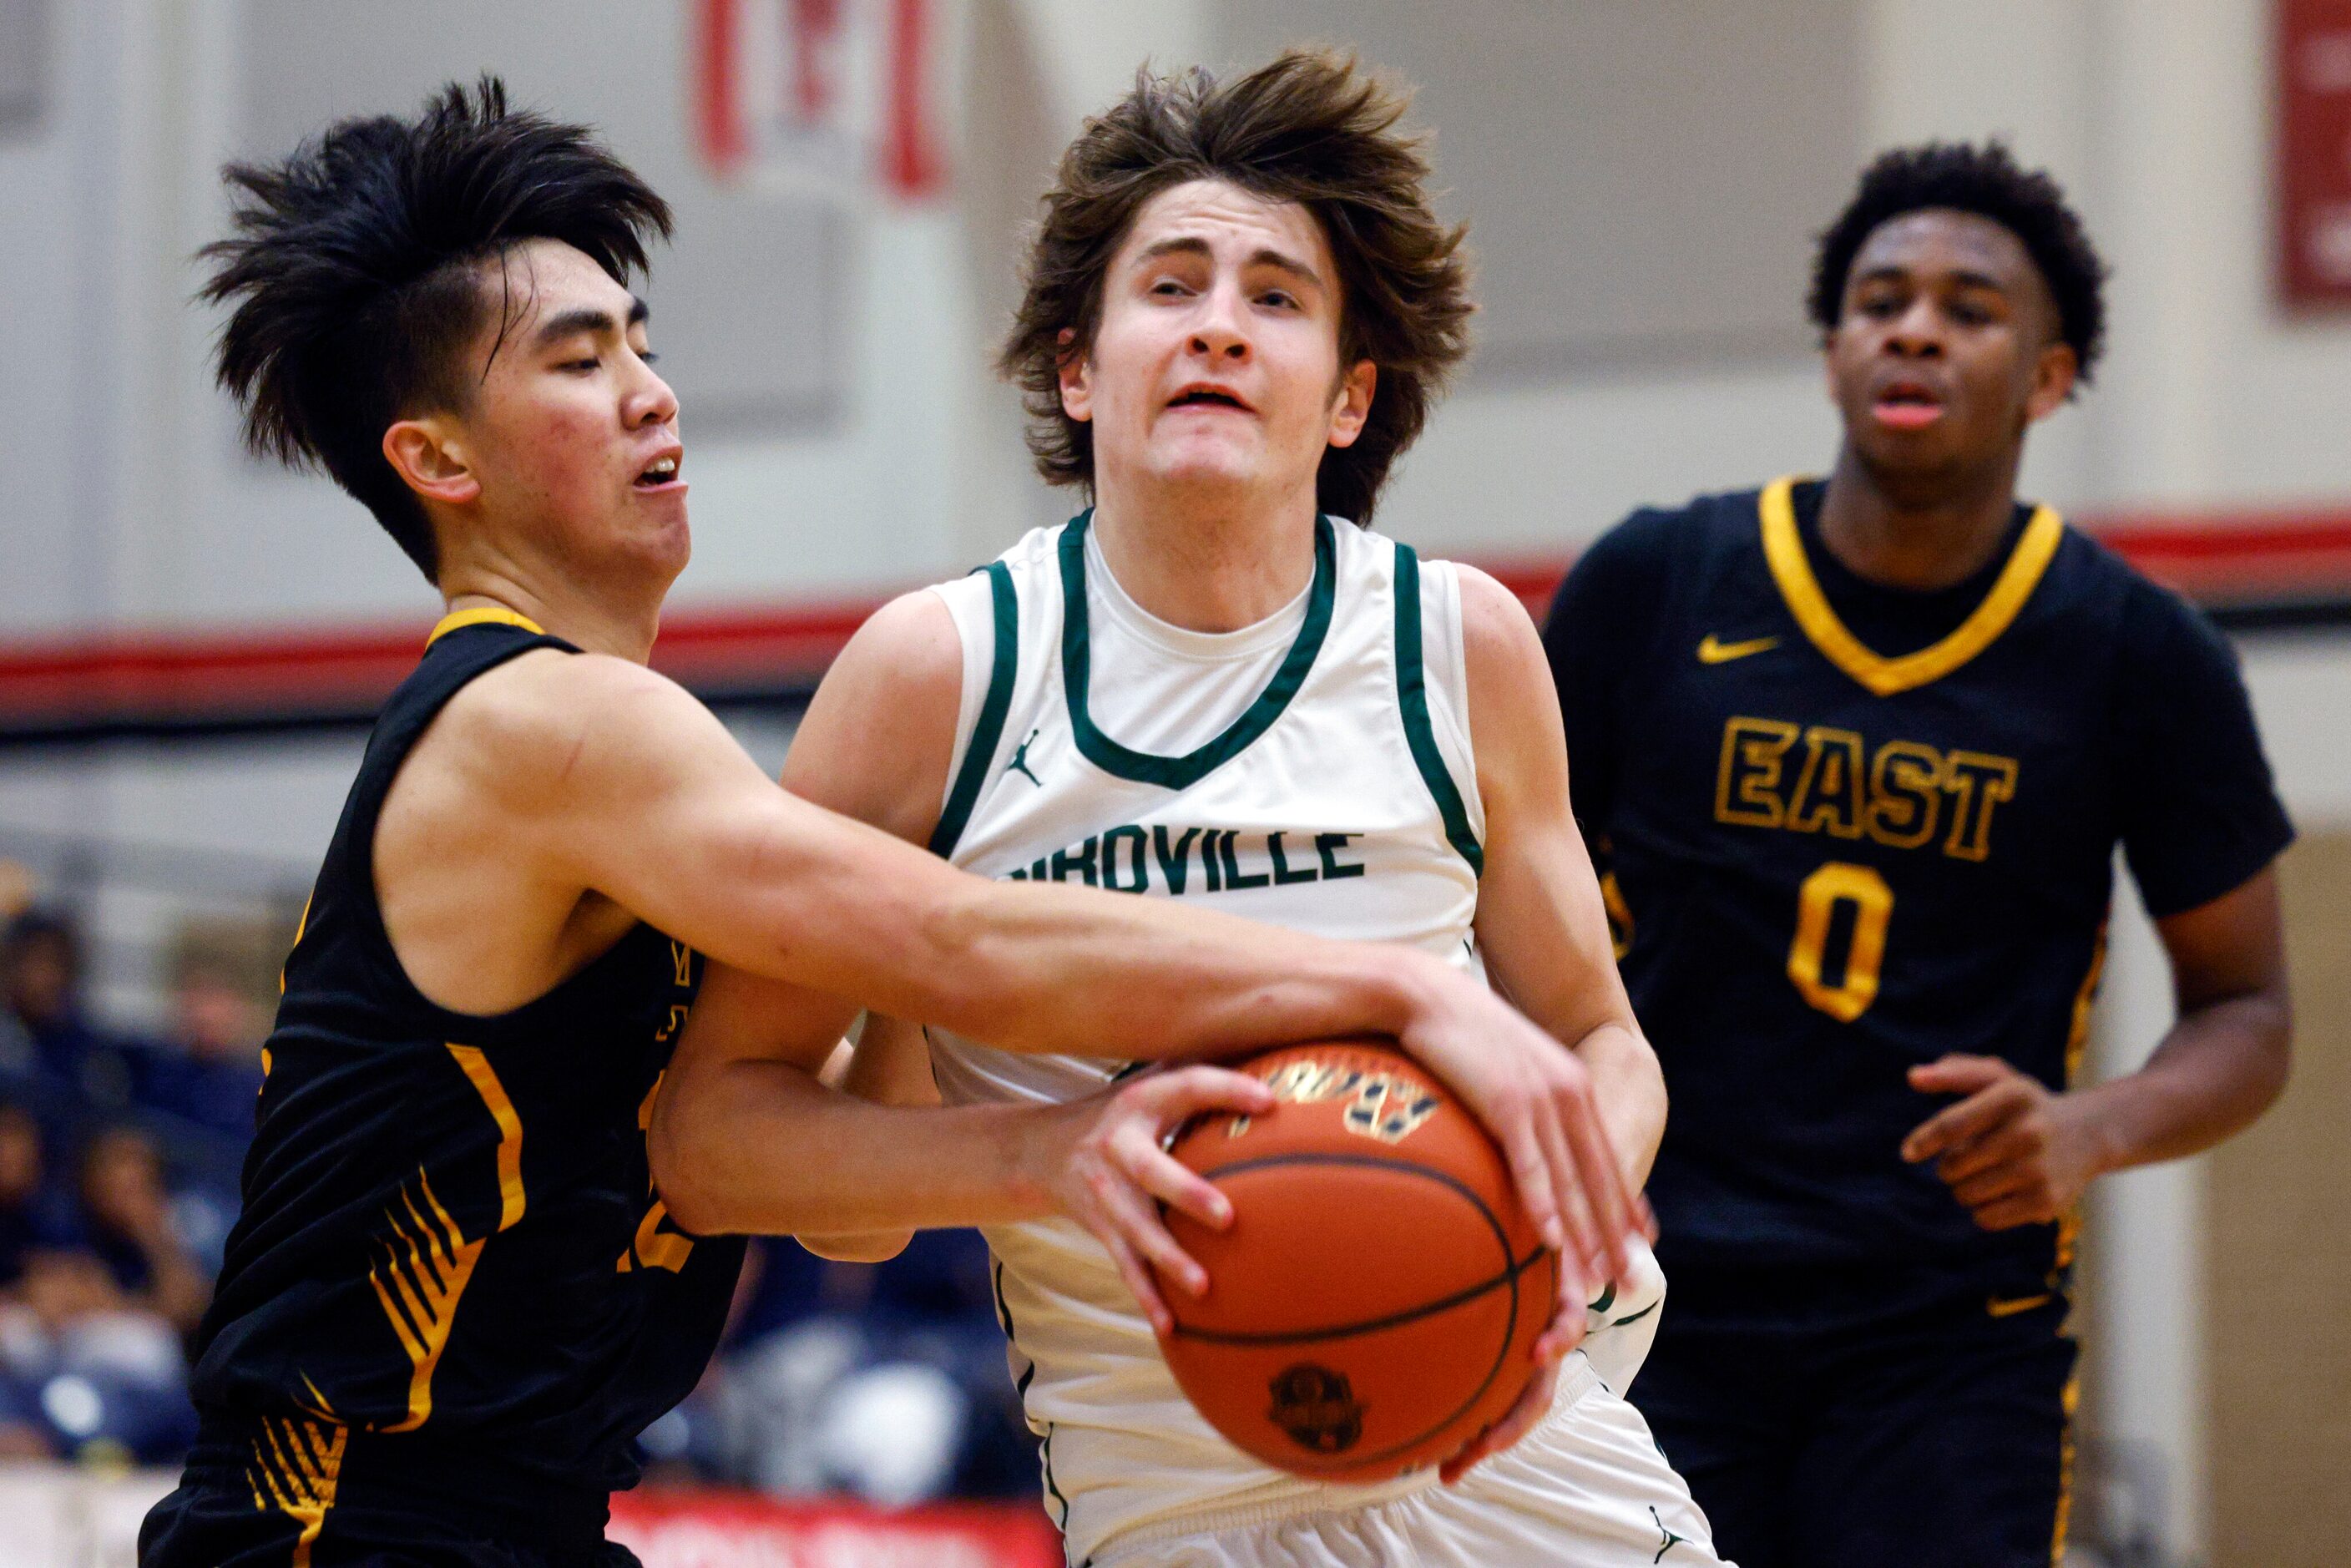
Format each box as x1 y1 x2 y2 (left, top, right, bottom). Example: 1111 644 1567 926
609 1489 1060 1568
693 0 947 199
2276 0 2351 305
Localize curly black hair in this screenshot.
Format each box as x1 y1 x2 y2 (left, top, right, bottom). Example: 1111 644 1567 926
199 77 672 581
1807 141 2106 386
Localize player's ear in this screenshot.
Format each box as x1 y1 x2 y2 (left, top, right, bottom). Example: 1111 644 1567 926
382 417 483 507
1325 359 1377 450
1057 328 1095 424
2025 340 2078 422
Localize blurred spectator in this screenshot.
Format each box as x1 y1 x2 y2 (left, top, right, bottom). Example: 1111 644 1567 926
72 1125 211 1338
0 1123 204 1464
0 860 36 926
0 1098 58 1292
135 927 273 1269
0 911 250 1471
2 908 144 1137
0 1098 66 1457
1 1099 195 1461
683 1232 1033 1505
143 948 267 1147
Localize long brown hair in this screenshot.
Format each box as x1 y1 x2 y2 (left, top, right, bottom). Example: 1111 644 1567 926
1001 51 1472 525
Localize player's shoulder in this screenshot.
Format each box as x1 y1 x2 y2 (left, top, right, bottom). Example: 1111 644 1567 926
1450 564 1545 660
437 646 679 752
784 585 968 832
431 649 712 791
1574 485 1765 589
1615 483 1768 544
823 587 963 703
2048 523 2241 670
1546 486 1767 653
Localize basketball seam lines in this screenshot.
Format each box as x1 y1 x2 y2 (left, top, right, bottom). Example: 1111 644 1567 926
1168 1147 1553 1474
1173 1150 1536 1345
1165 1242 1549 1346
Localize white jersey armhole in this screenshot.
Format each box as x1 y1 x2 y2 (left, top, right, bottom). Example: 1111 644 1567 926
1417 557 1489 844
928 572 999 810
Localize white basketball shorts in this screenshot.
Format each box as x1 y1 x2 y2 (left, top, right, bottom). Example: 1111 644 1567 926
1089 1354 1730 1567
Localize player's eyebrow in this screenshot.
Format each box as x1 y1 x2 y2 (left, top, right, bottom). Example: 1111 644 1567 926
1133 236 1326 293
1858 263 2010 296
533 296 650 348
1245 246 1325 292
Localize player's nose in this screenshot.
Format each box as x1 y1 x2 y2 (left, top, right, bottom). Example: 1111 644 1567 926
1189 279 1252 362
626 358 679 428
1882 296 1946 357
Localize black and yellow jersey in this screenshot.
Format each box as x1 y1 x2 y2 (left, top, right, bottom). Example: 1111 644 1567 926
1543 478 2292 1292
175 609 744 1542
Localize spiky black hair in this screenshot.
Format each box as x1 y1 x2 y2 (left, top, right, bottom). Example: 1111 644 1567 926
199 76 672 580
1807 141 2107 385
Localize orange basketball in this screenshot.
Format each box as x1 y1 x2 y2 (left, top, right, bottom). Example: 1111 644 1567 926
1155 1039 1558 1482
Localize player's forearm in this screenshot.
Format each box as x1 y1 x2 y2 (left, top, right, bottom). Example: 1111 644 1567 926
1570 1021 1667 1191
651 1053 1065 1237
863 873 1439 1063
2075 985 2291 1175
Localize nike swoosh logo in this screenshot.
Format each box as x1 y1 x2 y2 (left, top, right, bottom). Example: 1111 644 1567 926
1697 634 1780 664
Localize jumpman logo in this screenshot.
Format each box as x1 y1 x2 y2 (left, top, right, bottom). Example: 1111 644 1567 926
1006 729 1043 787
1651 1505 1688 1561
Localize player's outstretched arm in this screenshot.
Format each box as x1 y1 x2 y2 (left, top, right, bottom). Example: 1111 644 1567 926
650 959 1276 1332
1459 564 1668 1204
1435 564 1670 1483
483 633 1448 1058
1903 867 2291 1230
638 589 1642 1303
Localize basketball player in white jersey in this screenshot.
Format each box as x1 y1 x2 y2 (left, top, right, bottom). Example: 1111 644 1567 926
655 53 1725 1566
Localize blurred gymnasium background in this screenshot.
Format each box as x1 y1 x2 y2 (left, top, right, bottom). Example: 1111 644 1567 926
0 2 2346 1564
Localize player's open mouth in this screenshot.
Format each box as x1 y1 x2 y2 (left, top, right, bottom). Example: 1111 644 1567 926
1166 384 1254 414
633 453 683 489
1872 381 1944 430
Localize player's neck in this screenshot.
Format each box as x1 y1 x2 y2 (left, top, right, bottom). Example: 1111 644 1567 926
1817 444 2025 591
1090 482 1320 635
437 554 664 664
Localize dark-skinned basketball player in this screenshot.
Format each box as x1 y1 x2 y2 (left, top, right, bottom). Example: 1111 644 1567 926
139 78 1646 1567
1542 144 2294 1568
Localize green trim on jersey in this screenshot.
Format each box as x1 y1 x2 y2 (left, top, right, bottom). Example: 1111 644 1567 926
929 561 1019 857
1058 510 1337 789
1393 541 1485 877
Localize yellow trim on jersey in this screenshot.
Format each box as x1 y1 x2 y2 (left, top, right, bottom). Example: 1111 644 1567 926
2050 1371 2081 1565
427 605 546 645
366 1047 527 1431
247 1414 346 1566
368 1168 484 1432
2051 925 2107 1278
1758 476 2065 697
447 1044 527 1231
281 893 311 994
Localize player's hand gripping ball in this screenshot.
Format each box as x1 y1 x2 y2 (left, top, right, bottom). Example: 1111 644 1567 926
1154 1040 1559 1481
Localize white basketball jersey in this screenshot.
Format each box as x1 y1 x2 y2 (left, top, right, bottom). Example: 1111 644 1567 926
922 513 1650 1562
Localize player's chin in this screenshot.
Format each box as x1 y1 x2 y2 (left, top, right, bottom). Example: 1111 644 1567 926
1148 437 1262 489
619 507 693 581
1848 418 1973 477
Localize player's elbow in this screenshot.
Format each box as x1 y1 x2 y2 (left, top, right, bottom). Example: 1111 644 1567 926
2244 982 2294 1116
795 1230 915 1264
647 1081 736 1237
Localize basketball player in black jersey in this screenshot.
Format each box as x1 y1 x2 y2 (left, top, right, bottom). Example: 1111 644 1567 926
141 79 1645 1567
1542 143 2295 1567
